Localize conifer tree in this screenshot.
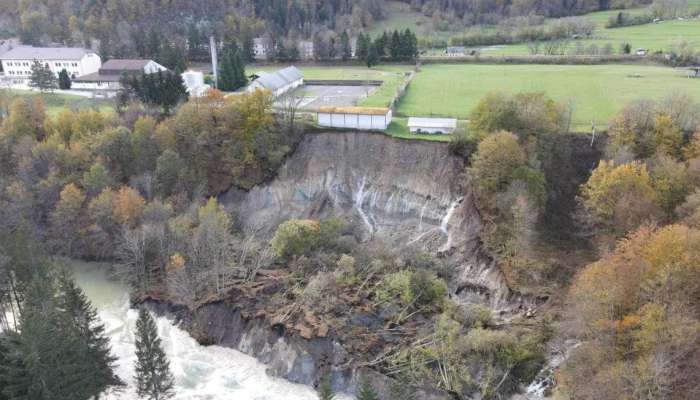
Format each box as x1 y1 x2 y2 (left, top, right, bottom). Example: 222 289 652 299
28 61 57 92
57 271 122 398
356 379 380 400
356 33 368 60
134 308 175 400
389 30 401 60
0 270 121 400
318 377 335 400
340 31 352 61
58 69 72 90
233 50 248 88
366 41 379 68
218 49 238 91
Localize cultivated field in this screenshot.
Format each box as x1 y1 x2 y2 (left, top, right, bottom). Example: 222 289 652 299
396 63 700 130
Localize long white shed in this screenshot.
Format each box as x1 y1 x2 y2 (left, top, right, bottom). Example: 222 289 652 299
317 106 392 130
407 117 458 134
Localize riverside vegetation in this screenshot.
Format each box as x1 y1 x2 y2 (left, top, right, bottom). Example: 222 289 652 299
0 82 699 400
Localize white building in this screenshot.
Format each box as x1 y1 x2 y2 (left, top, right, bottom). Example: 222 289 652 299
407 117 458 134
0 46 101 85
71 59 167 92
317 106 393 130
253 37 271 60
297 40 314 60
247 66 303 98
445 46 466 56
181 70 211 97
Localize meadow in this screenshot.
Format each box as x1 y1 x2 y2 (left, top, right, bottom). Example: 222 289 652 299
485 17 700 56
396 63 700 130
3 90 114 118
483 4 700 56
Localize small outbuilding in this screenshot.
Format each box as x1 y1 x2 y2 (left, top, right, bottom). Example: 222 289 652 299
445 46 466 56
317 106 392 130
407 117 458 134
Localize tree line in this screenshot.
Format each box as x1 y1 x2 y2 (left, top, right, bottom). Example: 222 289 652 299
356 29 419 67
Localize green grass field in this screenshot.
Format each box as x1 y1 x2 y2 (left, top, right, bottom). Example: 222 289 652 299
397 64 700 130
4 90 114 118
247 65 413 107
484 6 700 56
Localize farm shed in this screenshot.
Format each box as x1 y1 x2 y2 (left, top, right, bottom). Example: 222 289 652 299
317 106 392 130
407 117 457 134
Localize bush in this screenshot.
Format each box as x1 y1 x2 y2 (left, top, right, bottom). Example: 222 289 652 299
377 269 447 309
271 219 321 260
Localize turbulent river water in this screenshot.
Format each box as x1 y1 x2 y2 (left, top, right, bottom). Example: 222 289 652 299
70 260 332 400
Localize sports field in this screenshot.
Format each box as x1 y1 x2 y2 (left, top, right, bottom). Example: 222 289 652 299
247 65 412 107
397 63 700 130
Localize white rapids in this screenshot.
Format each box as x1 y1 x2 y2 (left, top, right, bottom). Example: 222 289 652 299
69 261 341 400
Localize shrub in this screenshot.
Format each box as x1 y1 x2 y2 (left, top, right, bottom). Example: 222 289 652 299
271 219 321 260
377 269 446 309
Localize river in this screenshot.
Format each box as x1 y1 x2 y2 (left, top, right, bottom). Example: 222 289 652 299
70 260 330 400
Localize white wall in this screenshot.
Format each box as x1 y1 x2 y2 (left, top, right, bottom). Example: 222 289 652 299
317 111 390 130
1 53 101 81
71 81 120 91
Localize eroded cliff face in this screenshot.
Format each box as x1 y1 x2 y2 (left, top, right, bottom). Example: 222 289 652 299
223 131 521 312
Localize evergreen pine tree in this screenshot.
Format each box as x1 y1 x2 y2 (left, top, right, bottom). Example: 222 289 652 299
318 377 335 400
218 49 238 91
356 379 380 400
389 30 401 60
377 31 389 57
408 29 418 60
58 69 72 90
157 43 182 72
0 271 120 400
233 51 248 88
28 61 57 92
340 31 352 61
356 33 368 60
134 308 175 400
57 271 122 398
366 41 379 68
146 27 162 59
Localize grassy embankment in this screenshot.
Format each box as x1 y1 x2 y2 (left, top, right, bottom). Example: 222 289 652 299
396 63 700 132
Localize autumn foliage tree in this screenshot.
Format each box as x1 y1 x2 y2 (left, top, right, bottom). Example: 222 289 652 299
578 160 660 237
561 224 700 399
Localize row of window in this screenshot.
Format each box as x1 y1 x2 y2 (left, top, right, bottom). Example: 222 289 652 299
4 61 79 67
6 70 78 77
